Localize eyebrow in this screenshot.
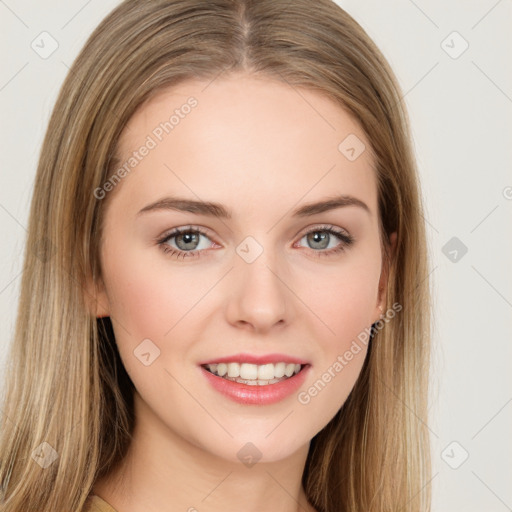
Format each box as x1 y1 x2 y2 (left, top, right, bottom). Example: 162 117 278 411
137 194 371 218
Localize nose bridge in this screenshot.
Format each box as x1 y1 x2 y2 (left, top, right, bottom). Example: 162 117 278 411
226 234 289 330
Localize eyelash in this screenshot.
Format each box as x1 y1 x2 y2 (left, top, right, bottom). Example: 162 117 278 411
156 224 354 260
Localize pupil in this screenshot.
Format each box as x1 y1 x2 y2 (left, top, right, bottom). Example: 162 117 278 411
309 231 328 249
178 232 198 249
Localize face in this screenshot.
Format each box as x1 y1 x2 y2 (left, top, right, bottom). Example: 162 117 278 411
92 72 393 464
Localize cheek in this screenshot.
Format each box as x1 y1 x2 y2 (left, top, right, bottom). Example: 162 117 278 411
299 255 381 344
102 246 207 339
101 249 209 405
293 254 379 409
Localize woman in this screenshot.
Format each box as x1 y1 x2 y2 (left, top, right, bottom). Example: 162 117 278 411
0 0 431 511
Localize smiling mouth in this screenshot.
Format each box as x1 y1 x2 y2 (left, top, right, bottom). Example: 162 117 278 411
201 362 305 386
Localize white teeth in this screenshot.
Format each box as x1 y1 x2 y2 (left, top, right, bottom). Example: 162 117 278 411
284 363 295 377
204 361 303 384
274 362 286 378
227 362 240 377
221 376 287 386
240 363 258 380
258 363 274 380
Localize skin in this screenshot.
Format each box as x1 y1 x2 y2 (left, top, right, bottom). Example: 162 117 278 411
89 72 396 512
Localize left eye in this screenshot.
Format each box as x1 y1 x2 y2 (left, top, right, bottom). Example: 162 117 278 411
297 227 350 251
294 226 354 256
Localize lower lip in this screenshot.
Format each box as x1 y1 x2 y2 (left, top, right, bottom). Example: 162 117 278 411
200 365 310 405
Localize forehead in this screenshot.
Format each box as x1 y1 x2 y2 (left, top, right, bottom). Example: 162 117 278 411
112 73 377 218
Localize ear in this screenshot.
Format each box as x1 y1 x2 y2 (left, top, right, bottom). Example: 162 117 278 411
372 231 397 324
84 275 111 318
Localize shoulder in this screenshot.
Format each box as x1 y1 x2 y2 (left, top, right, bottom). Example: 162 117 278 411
83 494 119 512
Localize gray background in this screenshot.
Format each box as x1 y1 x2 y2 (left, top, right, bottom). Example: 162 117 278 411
1 1 511 510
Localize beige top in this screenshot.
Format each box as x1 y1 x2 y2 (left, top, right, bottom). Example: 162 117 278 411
84 494 119 512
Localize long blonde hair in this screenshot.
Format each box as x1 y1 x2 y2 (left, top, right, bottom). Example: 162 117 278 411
0 1 431 510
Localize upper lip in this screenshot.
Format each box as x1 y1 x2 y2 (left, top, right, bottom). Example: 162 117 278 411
199 352 310 366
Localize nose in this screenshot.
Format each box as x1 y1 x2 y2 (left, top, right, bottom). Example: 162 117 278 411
225 247 290 333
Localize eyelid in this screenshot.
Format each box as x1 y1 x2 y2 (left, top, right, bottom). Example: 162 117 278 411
295 223 351 240
156 224 216 243
156 224 351 245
